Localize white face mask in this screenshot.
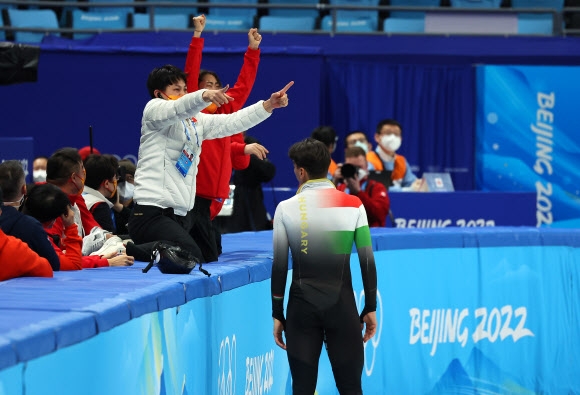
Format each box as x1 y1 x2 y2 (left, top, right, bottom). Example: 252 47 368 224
353 140 369 154
117 182 134 203
380 135 402 152
357 168 368 180
33 169 47 183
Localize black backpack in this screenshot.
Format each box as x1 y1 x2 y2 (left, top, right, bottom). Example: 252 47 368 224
142 242 210 276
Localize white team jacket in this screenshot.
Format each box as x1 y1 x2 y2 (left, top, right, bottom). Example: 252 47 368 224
133 89 271 216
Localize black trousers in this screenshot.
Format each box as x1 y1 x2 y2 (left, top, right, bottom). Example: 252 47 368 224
127 203 204 262
190 196 220 263
285 286 364 395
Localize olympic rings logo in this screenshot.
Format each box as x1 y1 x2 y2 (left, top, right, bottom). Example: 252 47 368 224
218 335 237 395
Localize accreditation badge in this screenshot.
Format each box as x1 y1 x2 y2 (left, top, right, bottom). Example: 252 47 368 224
175 141 195 177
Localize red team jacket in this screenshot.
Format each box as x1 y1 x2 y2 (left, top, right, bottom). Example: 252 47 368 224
0 228 53 281
184 37 260 218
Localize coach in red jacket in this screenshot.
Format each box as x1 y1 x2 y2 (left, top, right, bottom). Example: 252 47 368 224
184 15 269 262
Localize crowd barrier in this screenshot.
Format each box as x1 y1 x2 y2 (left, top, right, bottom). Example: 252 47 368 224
1 227 579 394
263 188 537 228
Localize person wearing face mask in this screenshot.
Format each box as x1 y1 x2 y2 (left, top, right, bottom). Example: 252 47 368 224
344 130 377 169
335 147 390 227
182 15 269 263
310 125 339 179
0 160 61 271
45 147 135 267
117 159 136 207
32 155 48 183
368 119 420 191
83 154 125 233
128 58 292 265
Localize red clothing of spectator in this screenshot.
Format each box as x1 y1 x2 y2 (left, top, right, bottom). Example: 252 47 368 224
0 228 53 281
46 192 101 239
47 223 84 271
185 37 259 212
337 179 390 227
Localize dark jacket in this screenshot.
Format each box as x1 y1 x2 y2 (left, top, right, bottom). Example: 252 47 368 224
0 205 60 270
218 136 276 233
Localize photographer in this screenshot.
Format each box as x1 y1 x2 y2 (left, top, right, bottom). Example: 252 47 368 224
336 146 390 227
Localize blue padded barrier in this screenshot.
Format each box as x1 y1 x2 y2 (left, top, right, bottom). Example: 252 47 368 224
0 310 96 364
2 227 580 376
0 336 17 371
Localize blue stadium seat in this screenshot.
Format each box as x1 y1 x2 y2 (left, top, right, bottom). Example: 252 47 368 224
450 0 501 8
207 0 258 18
71 10 128 39
518 14 554 34
259 15 316 31
142 0 197 17
0 13 4 41
6 9 59 43
389 0 440 19
327 0 379 30
132 13 190 29
267 0 319 18
512 0 563 35
511 0 563 8
321 15 375 31
87 0 133 18
205 15 254 30
383 16 425 32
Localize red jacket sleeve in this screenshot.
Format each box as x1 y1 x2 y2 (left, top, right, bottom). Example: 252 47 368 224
355 180 390 228
230 133 250 170
82 255 110 268
53 224 83 271
0 230 53 281
185 36 204 92
219 47 260 113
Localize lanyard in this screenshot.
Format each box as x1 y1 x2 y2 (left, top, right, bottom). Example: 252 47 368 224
181 119 200 147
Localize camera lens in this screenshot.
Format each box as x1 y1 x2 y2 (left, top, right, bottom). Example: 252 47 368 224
341 163 356 179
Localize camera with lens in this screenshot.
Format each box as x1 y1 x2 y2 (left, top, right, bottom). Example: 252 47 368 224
116 165 127 181
341 163 357 179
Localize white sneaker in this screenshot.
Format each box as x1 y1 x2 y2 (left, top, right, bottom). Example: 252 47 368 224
82 229 107 256
90 236 126 257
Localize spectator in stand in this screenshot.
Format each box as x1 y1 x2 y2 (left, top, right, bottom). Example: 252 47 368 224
184 14 269 262
114 159 136 235
83 154 127 234
367 119 421 191
0 186 53 281
335 146 390 227
311 125 339 179
344 130 376 167
78 146 101 163
22 183 84 271
32 155 48 183
0 160 62 271
46 147 134 267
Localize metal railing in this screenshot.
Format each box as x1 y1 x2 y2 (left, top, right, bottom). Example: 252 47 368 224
0 0 575 37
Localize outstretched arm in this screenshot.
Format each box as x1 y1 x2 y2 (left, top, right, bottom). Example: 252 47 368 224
221 28 262 113
184 14 206 92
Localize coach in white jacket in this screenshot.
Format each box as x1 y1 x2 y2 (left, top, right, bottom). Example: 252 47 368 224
129 64 293 263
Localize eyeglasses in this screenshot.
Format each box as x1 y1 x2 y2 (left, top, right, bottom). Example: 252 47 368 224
347 138 367 145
